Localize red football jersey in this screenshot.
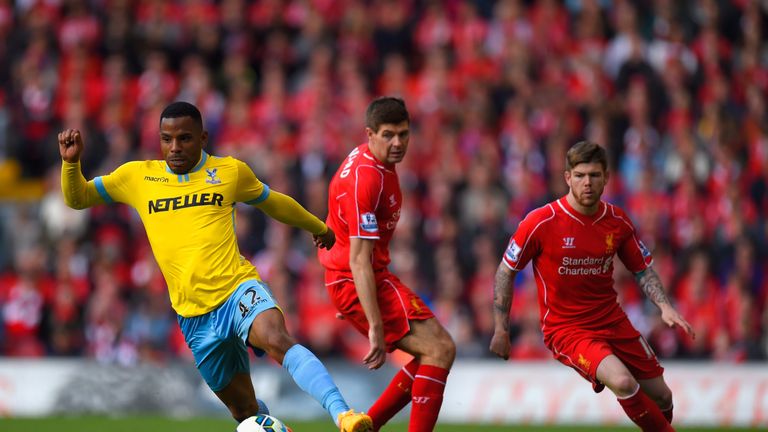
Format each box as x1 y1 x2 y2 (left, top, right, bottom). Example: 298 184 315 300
502 197 653 343
318 143 402 272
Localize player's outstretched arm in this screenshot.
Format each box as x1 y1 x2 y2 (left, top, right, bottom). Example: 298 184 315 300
58 129 83 163
58 129 103 210
635 267 696 339
490 262 517 360
253 191 334 249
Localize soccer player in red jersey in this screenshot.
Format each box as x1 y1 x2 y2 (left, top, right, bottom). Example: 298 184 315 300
490 141 695 431
319 97 456 431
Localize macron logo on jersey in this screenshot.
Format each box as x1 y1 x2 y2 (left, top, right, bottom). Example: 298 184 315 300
144 175 169 183
505 240 522 262
360 212 379 233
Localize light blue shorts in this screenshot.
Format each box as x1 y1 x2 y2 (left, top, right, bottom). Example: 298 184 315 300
177 280 280 392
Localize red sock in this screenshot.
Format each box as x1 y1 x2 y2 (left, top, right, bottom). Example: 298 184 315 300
661 404 674 423
617 387 675 432
409 365 449 432
368 359 419 431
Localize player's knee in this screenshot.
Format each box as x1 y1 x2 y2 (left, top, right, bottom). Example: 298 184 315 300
248 311 297 356
425 330 456 367
264 333 296 354
260 330 296 356
439 333 457 364
611 374 639 397
228 400 259 423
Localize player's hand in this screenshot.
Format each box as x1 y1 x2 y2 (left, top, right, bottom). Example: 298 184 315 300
489 329 512 360
313 227 335 250
659 304 695 339
58 129 84 163
363 326 386 370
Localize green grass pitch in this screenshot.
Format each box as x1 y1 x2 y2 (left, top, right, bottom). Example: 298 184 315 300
0 417 762 432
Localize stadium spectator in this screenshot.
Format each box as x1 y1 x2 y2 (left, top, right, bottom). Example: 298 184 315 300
0 0 764 371
673 249 723 358
490 141 694 431
1 244 52 357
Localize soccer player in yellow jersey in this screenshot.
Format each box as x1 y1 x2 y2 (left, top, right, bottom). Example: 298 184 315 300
58 101 373 432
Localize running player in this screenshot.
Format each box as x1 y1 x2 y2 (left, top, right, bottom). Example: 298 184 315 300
58 101 372 432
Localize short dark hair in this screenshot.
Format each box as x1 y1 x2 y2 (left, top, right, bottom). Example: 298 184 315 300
160 101 203 128
565 141 608 171
365 97 409 132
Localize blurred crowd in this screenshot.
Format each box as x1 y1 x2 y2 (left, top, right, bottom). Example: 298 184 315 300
0 0 766 365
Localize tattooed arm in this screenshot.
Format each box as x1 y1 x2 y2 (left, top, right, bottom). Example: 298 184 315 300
634 267 671 307
635 267 695 338
490 263 518 360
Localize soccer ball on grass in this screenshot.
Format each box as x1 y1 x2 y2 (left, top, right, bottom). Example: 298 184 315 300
236 414 290 432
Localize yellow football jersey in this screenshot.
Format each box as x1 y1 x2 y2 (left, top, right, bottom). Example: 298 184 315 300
65 151 272 317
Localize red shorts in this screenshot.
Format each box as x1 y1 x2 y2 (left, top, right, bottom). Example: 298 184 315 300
324 269 434 352
548 320 664 391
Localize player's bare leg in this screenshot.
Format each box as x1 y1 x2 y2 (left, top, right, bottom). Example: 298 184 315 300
639 376 674 423
396 318 456 368
596 355 639 397
212 308 294 422
215 372 261 422
247 308 297 363
597 355 674 431
215 372 289 431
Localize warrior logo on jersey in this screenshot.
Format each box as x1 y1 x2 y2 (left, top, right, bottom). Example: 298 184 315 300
605 233 615 253
360 212 378 232
205 168 221 184
505 240 522 262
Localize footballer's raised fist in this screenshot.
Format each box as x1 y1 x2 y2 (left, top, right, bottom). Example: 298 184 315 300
58 129 84 163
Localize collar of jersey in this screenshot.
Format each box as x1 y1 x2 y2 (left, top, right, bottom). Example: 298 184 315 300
164 151 209 174
559 196 605 223
363 144 394 170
